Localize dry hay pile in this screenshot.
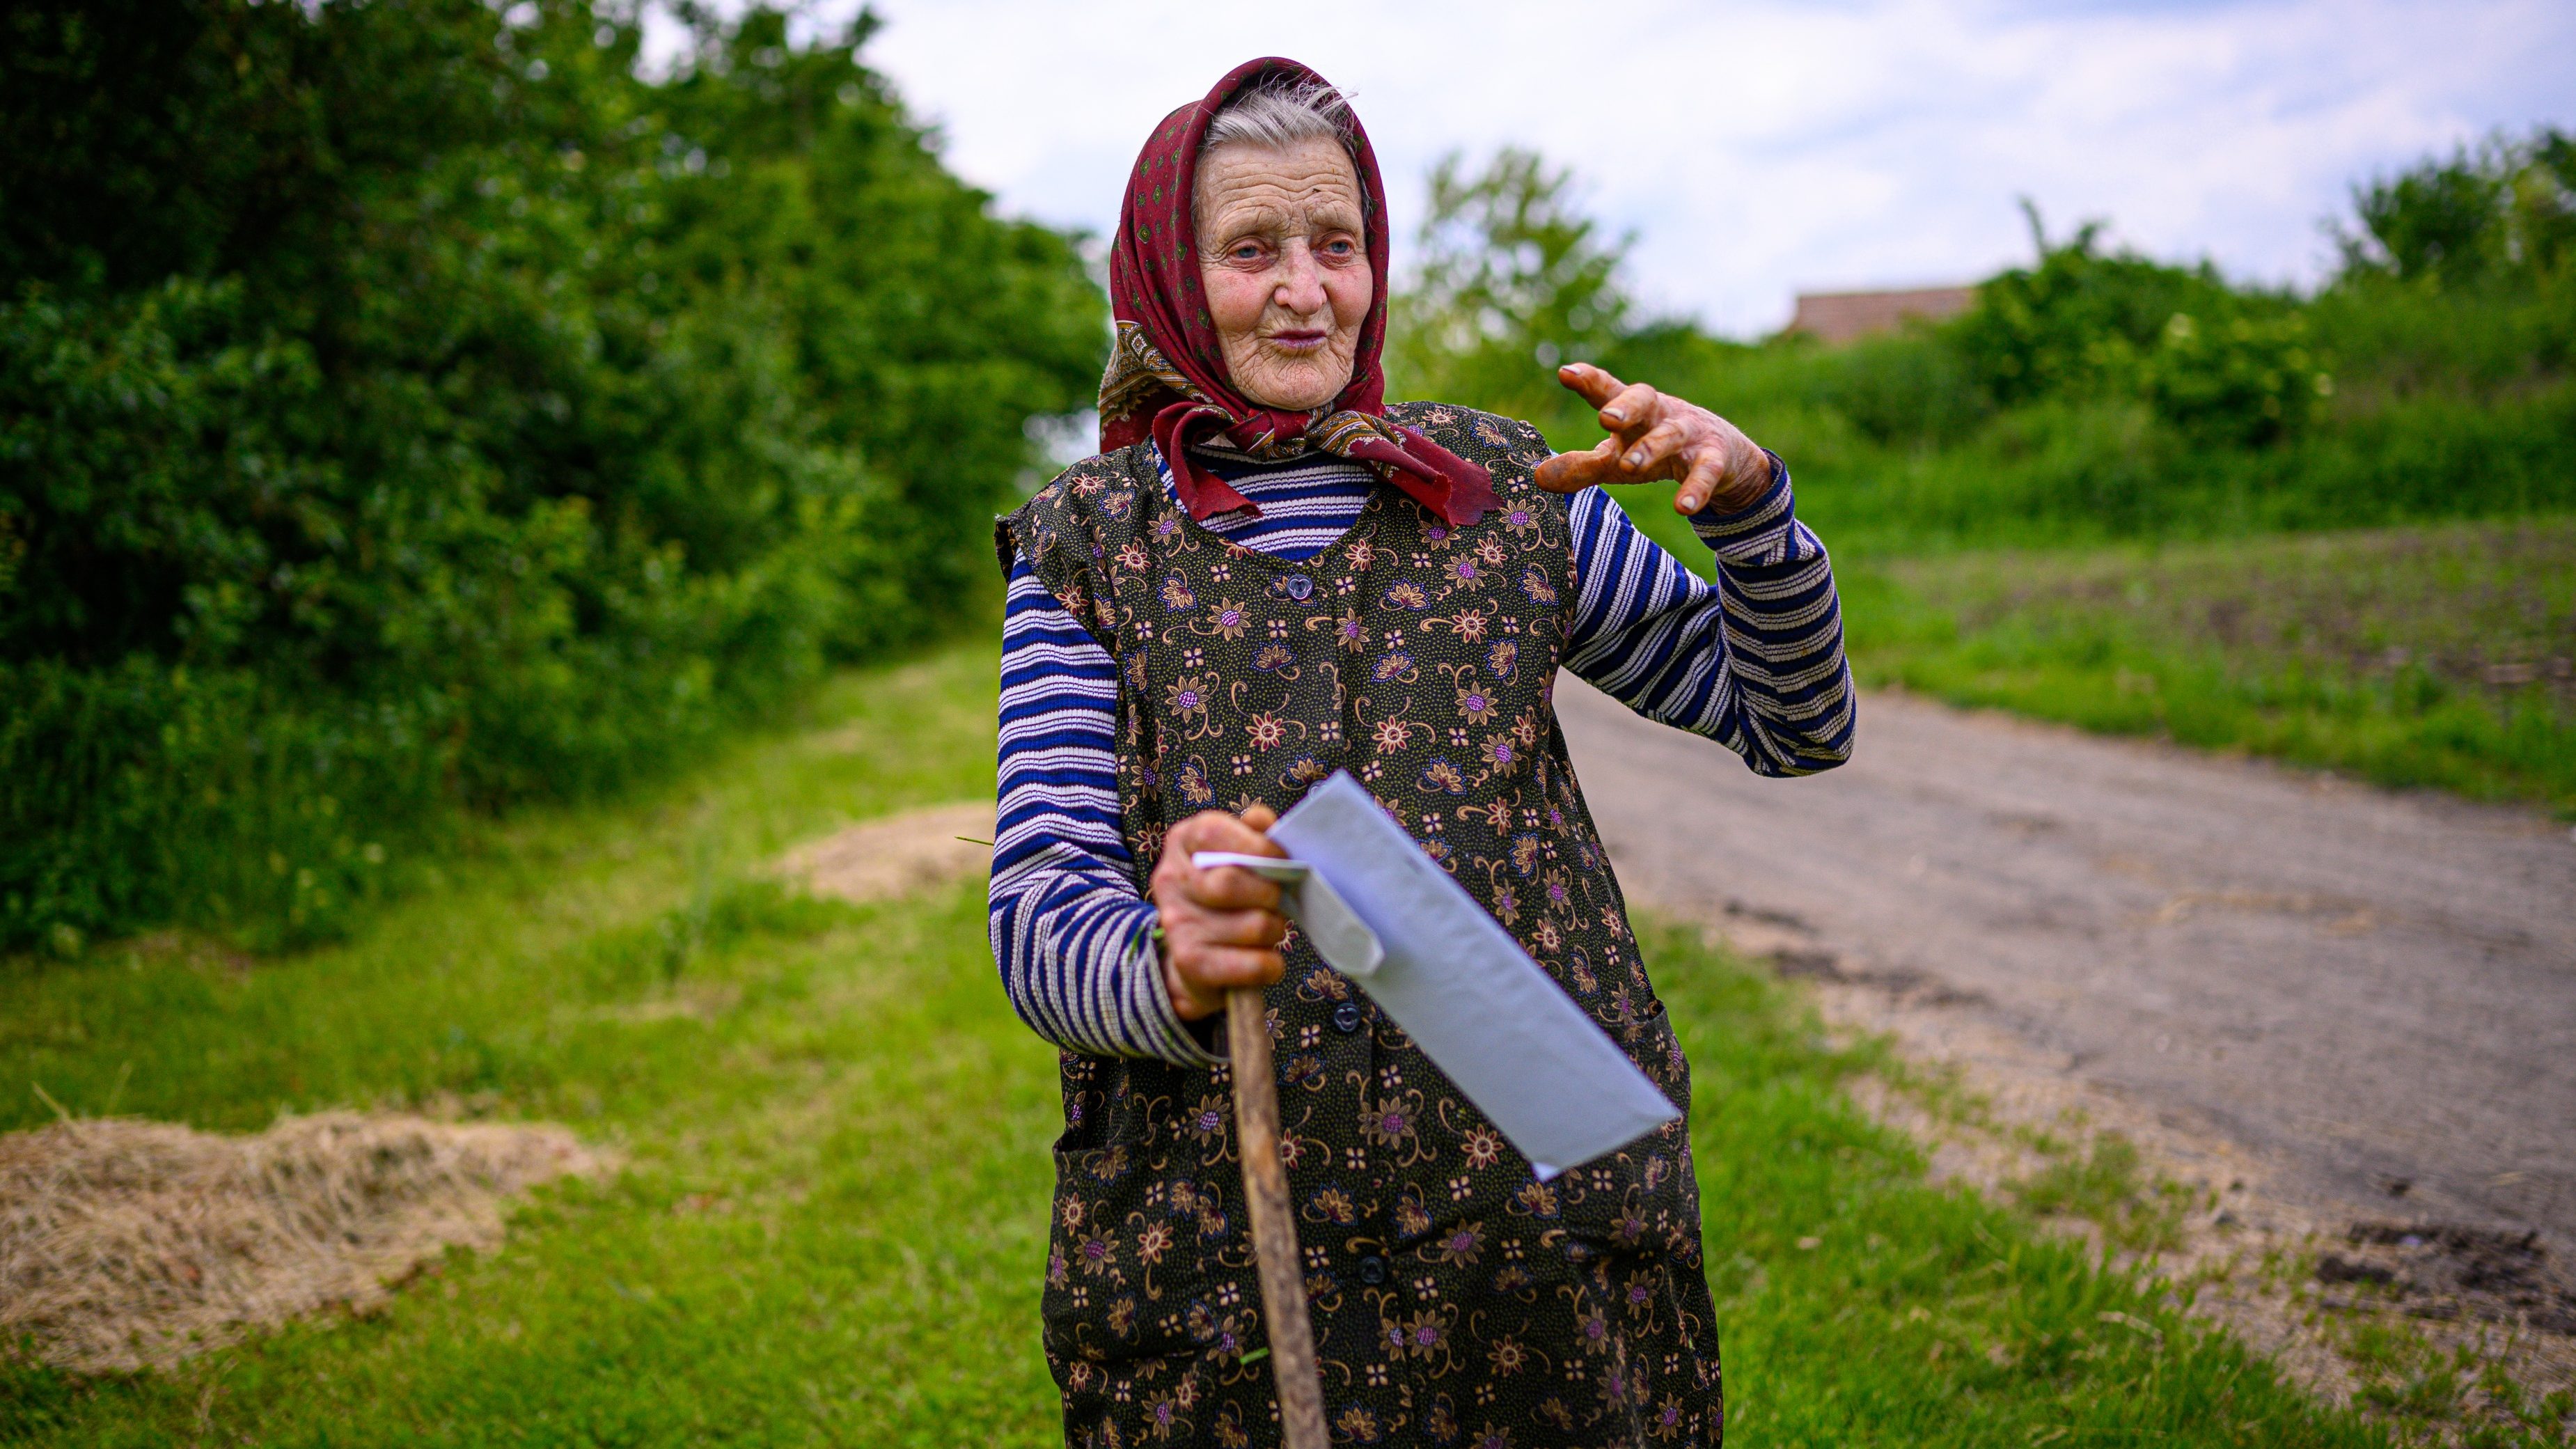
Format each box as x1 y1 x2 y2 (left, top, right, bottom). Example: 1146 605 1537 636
778 799 994 904
1 1111 602 1373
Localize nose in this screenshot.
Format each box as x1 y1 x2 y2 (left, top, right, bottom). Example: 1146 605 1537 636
1271 240 1328 318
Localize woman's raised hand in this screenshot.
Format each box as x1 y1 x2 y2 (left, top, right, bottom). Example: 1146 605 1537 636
1531 362 1774 515
1152 805 1291 1021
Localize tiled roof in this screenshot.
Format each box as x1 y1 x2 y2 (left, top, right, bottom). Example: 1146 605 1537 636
1787 286 1978 345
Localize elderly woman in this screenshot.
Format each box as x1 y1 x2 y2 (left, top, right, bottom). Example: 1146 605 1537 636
990 57 1852 1448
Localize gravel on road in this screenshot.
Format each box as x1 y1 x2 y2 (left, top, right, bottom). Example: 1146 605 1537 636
1559 674 2576 1253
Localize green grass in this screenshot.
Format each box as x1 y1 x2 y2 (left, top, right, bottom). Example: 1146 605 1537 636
1605 484 2576 815
1638 915 2387 1447
2004 1136 2191 1258
1848 517 2576 814
0 643 1008 1139
3 640 2406 1446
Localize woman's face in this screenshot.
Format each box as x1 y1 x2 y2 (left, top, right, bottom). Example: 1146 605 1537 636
1195 136 1372 412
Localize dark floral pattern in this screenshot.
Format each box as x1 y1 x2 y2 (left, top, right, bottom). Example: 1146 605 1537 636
1000 403 1722 1447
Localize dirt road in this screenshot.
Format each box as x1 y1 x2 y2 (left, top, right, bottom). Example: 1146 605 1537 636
1557 676 2576 1251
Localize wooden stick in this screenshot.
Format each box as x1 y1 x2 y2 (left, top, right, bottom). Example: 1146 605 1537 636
1226 986 1329 1449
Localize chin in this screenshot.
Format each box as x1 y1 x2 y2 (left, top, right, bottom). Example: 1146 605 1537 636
1248 366 1346 413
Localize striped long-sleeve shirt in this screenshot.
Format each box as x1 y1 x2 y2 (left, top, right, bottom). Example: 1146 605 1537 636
991 443 1852 1065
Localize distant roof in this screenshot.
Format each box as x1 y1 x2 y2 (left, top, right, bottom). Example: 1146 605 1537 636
1786 286 1978 345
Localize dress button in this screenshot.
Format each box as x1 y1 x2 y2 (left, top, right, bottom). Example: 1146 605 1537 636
1284 573 1313 601
1358 1255 1388 1285
1331 1001 1364 1034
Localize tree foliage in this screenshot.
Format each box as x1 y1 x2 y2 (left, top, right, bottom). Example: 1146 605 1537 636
0 0 1104 950
1395 135 2573 547
2338 129 2576 286
1387 148 1633 417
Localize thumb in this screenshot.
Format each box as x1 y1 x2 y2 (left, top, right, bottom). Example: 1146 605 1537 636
1239 803 1280 836
1531 438 1624 494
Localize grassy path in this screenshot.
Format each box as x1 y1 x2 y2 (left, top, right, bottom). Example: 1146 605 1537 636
1852 519 2576 815
1608 488 2575 815
3 645 2392 1446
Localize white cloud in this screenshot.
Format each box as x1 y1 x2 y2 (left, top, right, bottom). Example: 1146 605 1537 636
776 0 2571 334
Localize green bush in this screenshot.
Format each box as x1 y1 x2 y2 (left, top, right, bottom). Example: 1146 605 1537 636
1397 143 2573 552
0 0 1102 950
1944 212 2250 412
1817 329 1993 448
2141 309 2327 448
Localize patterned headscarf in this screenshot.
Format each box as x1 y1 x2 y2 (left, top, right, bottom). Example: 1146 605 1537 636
1099 56 1498 526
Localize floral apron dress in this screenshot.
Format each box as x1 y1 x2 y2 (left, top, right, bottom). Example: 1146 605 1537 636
998 403 1723 1448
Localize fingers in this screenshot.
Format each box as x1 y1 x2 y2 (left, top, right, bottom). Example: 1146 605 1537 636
1597 382 1661 434
1187 943 1287 986
1621 418 1691 478
1154 805 1287 910
1555 362 1628 409
1189 866 1282 911
1540 417 1694 495
1163 809 1287 908
1168 847 1280 909
1193 906 1288 950
1168 808 1281 861
1152 804 1294 1020
1676 451 1731 515
1546 367 1676 492
1163 941 1285 1019
1530 438 1624 494
1174 943 1286 996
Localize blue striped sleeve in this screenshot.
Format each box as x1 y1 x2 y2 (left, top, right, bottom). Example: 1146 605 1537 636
1562 461 1855 776
988 446 1852 1067
989 558 1220 1066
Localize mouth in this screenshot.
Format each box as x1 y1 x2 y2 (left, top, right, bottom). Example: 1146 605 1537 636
1262 329 1330 354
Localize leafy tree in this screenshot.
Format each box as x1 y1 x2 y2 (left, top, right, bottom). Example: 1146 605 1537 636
1388 148 1635 418
2338 129 2576 285
2345 143 2509 285
0 0 1102 950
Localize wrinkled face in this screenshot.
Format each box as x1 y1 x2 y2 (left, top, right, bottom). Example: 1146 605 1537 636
1194 136 1373 412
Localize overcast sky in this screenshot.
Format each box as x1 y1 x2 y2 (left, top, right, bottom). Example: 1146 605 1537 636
775 0 2571 336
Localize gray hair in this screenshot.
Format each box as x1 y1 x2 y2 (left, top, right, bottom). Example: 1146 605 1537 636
1202 79 1356 156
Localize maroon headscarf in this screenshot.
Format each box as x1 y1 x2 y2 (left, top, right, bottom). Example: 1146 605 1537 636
1098 56 1497 526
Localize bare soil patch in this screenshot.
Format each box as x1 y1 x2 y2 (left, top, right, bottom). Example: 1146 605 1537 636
1 1112 604 1374
776 800 994 904
2324 1223 2576 1336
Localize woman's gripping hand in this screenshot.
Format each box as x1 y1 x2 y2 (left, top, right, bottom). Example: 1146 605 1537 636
1152 805 1291 1021
1531 362 1775 515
